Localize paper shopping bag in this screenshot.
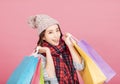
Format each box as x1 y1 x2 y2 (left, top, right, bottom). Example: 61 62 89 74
7 56 38 84
73 42 107 84
31 58 41 84
40 63 44 84
78 40 116 83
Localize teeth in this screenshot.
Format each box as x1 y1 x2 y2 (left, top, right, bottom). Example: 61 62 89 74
52 40 59 45
54 40 58 43
53 40 59 43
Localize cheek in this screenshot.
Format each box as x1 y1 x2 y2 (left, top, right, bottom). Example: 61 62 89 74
45 35 52 41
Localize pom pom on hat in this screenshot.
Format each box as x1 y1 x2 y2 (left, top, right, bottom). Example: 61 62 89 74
28 14 59 35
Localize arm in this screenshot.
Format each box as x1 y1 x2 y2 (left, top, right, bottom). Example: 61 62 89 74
39 54 59 84
67 41 84 71
67 43 82 64
63 33 84 70
45 49 56 78
38 47 58 83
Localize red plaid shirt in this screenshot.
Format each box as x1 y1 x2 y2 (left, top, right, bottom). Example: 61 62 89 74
41 39 79 84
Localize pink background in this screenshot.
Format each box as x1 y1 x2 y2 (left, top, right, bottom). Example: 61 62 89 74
0 0 120 84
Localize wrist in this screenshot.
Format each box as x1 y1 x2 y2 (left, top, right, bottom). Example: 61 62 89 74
45 48 50 53
46 66 56 78
46 49 51 55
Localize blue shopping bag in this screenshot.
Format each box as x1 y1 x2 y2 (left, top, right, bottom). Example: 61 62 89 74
7 56 39 84
77 40 116 83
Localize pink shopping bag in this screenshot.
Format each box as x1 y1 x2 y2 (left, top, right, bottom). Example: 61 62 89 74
31 58 41 84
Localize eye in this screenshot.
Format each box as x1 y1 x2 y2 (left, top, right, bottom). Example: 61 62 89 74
48 31 53 34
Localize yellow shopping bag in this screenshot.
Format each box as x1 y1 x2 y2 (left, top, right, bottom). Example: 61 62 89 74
40 63 44 84
73 42 107 84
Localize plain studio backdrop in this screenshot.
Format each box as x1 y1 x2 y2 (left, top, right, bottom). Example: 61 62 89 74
0 0 120 84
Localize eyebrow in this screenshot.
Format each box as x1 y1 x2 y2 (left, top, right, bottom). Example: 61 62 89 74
47 28 59 31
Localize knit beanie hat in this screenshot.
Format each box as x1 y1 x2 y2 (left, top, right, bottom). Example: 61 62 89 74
28 14 59 35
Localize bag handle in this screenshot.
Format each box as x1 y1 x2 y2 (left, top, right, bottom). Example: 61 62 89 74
71 35 79 42
31 46 40 57
70 35 79 45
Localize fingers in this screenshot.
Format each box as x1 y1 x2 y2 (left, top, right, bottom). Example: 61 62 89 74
36 46 41 51
62 33 77 46
62 33 72 45
65 33 72 38
62 33 72 40
34 46 41 54
36 46 50 54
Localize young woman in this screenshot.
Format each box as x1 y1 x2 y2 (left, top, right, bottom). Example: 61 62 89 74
28 14 84 84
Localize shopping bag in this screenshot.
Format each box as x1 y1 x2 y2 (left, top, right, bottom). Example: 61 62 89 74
31 58 45 84
31 58 41 84
30 46 44 84
73 42 107 84
40 63 44 84
7 56 38 84
78 40 116 83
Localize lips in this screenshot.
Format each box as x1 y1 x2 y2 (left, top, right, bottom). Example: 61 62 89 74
52 39 59 44
53 40 59 43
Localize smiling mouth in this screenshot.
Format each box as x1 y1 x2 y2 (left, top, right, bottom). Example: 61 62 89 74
52 39 59 43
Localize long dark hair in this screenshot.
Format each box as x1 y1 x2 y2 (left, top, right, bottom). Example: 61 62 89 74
37 25 62 46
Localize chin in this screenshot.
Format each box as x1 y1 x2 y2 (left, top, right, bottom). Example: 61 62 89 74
54 44 59 46
52 43 59 46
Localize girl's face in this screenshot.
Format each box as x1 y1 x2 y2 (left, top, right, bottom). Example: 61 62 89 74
43 25 61 46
